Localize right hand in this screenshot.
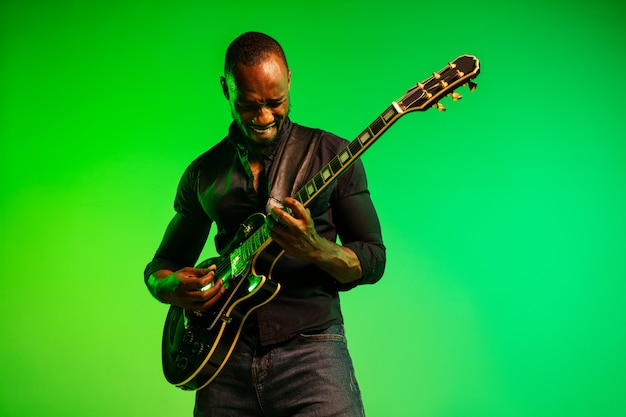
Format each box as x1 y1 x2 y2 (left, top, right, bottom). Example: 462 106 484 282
150 266 225 311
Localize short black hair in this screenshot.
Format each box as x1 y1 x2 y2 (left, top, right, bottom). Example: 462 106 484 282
224 32 288 77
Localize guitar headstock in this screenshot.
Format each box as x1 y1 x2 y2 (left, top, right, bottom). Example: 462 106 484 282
396 55 480 113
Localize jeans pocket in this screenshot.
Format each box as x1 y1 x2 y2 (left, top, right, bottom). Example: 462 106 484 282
298 324 347 343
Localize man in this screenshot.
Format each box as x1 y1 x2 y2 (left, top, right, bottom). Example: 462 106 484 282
145 31 386 416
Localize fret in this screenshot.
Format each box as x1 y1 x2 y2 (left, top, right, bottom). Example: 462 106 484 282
313 173 325 189
357 128 373 145
230 251 241 273
294 189 305 204
232 246 241 260
369 116 386 136
338 148 351 164
348 139 362 156
238 247 245 261
305 181 316 197
381 105 397 122
321 165 333 181
330 157 343 174
298 187 310 202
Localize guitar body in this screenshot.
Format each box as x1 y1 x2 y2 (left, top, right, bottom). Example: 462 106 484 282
162 214 282 391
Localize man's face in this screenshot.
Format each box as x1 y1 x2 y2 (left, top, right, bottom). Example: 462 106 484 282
222 53 291 147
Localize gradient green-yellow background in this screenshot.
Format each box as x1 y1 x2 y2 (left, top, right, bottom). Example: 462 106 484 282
2 1 625 416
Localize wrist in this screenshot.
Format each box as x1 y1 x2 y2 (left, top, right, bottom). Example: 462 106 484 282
147 270 178 302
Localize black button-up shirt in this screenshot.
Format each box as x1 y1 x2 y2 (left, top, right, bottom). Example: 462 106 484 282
145 119 386 345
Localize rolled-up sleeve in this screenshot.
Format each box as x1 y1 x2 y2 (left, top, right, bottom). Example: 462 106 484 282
332 160 386 290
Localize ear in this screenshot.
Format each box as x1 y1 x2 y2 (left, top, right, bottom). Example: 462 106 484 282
287 70 292 91
220 76 229 100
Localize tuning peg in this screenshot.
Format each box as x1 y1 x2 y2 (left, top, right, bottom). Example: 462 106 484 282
468 81 478 92
435 102 446 112
451 92 462 101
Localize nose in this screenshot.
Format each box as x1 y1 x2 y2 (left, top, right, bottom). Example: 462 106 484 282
253 106 274 126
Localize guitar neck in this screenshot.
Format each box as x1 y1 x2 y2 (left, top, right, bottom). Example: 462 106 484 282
293 103 404 208
229 54 479 270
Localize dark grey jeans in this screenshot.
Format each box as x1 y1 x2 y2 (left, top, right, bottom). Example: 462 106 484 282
194 324 365 417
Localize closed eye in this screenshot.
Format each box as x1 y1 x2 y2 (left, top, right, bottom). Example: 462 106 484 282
266 100 285 108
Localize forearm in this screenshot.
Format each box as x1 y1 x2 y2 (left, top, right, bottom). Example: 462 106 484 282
312 238 363 284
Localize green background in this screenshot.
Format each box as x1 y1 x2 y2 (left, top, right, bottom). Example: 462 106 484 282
2 0 625 416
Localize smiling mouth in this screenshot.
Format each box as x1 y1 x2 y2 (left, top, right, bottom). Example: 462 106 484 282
249 124 275 135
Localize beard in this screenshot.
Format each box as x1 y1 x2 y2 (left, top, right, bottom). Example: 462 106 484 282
248 134 281 159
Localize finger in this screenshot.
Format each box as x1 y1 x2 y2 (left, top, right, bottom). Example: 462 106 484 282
199 279 223 296
198 269 218 283
186 281 223 309
187 280 221 302
177 272 215 292
270 207 294 227
194 264 217 276
201 285 226 310
177 266 209 280
284 199 314 226
197 272 219 291
282 197 304 217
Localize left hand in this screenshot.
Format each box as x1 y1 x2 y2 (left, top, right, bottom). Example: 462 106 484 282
269 197 324 261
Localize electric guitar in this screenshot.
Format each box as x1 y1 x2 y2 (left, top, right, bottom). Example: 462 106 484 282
162 55 480 390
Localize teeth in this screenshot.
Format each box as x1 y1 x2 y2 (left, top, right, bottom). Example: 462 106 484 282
251 126 273 134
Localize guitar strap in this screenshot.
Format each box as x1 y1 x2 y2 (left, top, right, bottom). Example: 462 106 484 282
265 123 322 214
